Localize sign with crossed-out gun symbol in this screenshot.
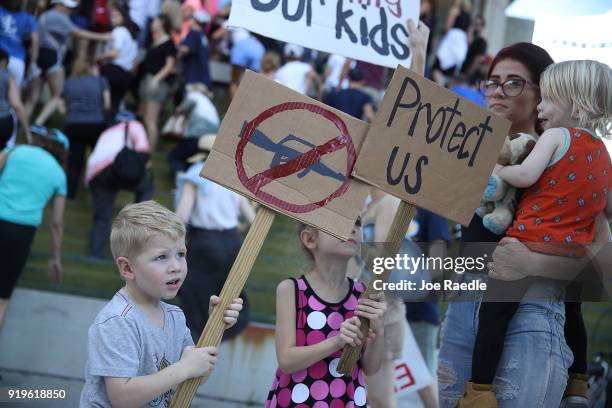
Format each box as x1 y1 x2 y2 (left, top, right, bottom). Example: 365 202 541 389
238 121 346 183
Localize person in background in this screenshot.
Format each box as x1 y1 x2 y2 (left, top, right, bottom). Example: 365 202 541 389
444 0 472 33
138 14 176 151
461 15 487 77
325 68 375 122
431 0 471 86
175 133 256 341
357 189 406 408
259 50 281 80
61 58 110 199
448 74 487 108
273 43 319 96
227 27 265 98
29 0 110 124
178 10 212 90
322 53 354 95
356 20 430 408
0 48 31 149
127 0 160 46
178 0 217 41
356 60 386 108
161 0 183 42
405 208 451 408
97 2 138 116
419 0 438 57
0 131 67 329
0 0 38 88
85 112 153 258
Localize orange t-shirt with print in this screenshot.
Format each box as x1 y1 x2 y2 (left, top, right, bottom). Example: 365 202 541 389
507 128 612 257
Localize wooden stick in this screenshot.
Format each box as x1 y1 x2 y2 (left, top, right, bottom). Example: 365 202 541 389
170 206 276 408
337 201 416 375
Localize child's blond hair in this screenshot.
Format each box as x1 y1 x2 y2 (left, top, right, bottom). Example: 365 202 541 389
261 51 281 75
110 200 186 260
540 60 612 138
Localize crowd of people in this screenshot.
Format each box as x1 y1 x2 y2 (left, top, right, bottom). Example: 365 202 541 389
0 0 610 407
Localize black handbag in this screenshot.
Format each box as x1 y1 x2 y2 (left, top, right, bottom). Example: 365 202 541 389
112 122 149 188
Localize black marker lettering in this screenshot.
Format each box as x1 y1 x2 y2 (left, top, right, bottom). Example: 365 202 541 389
387 146 410 185
387 76 420 128
390 23 409 59
425 106 446 144
470 116 493 167
251 0 280 11
335 0 357 43
282 0 305 21
448 122 466 153
369 7 389 56
440 98 461 149
404 155 428 194
459 127 479 161
360 16 369 45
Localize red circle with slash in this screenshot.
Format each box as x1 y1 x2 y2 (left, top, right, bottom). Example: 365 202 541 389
235 102 356 213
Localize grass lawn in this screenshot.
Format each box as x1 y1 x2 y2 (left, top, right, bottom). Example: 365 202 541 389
16 89 612 362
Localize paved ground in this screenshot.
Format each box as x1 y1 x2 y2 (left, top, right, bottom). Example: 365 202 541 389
0 289 262 407
0 288 424 407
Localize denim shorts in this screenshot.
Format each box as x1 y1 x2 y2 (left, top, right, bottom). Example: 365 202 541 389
138 75 171 103
437 274 573 407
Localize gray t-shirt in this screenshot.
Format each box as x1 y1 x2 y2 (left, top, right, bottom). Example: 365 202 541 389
79 289 194 408
38 9 76 50
62 75 109 125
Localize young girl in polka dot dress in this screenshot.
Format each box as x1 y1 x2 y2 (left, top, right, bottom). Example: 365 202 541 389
266 220 387 408
461 60 612 406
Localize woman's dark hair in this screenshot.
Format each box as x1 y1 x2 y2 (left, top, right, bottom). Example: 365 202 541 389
488 42 554 134
488 42 554 89
1 0 21 12
32 136 68 169
110 3 140 40
0 48 8 65
421 0 438 18
156 14 173 36
453 8 471 32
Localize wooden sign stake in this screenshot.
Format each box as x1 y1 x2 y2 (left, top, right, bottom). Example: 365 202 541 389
337 200 416 375
171 206 276 408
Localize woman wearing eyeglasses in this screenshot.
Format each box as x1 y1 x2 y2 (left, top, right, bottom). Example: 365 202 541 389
437 43 611 407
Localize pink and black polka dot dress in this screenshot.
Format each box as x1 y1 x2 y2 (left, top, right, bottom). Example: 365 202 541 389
265 275 367 408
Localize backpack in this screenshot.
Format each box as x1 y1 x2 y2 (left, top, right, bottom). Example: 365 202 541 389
112 122 149 188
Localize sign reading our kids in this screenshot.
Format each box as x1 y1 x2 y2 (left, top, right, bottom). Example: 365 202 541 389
353 65 511 226
228 0 419 68
201 71 370 240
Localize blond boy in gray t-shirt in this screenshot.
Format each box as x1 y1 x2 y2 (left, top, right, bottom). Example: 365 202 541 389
80 200 243 407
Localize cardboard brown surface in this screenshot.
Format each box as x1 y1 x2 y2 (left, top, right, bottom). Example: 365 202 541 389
201 71 370 240
353 65 511 226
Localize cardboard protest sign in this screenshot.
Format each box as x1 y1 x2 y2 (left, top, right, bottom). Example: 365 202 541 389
395 321 433 397
228 0 419 69
353 65 511 225
201 70 370 240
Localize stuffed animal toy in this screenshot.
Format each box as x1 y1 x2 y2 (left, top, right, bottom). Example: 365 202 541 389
476 132 537 235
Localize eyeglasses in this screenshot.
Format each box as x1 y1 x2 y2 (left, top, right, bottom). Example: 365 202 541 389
479 78 539 97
